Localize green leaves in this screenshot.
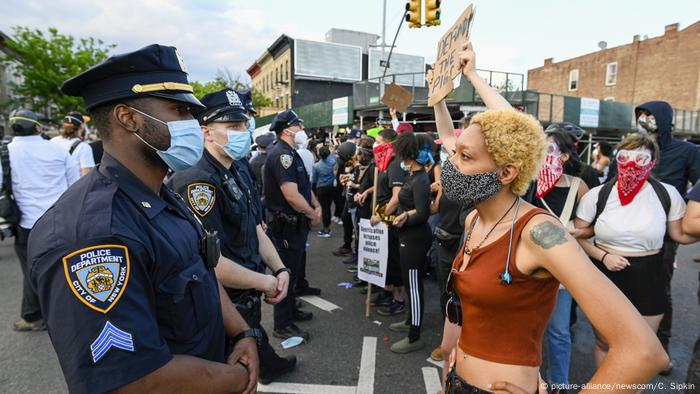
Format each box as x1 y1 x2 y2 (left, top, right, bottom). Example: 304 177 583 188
2 26 115 121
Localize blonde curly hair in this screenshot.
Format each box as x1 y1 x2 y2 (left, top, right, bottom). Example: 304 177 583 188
470 110 546 195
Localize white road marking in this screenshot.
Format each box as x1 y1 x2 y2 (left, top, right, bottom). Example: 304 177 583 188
299 295 341 312
257 336 377 394
422 367 442 394
425 357 443 369
258 383 356 394
356 336 377 394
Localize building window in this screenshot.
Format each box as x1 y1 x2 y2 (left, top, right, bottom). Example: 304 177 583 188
286 60 289 80
605 62 617 86
568 69 578 91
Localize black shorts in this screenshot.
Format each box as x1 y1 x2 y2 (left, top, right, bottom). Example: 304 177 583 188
592 252 665 316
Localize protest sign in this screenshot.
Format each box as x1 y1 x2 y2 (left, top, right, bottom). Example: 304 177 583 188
357 219 388 288
382 83 413 113
428 4 476 107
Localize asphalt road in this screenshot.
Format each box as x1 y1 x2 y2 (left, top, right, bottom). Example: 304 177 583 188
0 223 698 394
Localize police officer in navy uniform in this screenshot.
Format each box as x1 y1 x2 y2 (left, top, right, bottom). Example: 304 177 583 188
265 110 321 340
168 88 297 383
27 44 259 394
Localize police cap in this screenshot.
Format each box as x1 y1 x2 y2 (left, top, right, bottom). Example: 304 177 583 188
9 109 41 135
236 89 257 114
61 44 203 110
270 109 303 133
255 132 275 149
195 88 250 124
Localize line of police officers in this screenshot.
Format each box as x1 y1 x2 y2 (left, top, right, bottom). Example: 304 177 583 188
26 44 320 393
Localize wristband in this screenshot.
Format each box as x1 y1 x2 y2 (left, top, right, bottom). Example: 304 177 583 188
232 328 262 345
601 252 609 263
274 267 291 277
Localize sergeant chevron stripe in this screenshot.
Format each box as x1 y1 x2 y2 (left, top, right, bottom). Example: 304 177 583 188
90 321 134 363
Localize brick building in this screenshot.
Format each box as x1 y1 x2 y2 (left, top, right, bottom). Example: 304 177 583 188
527 21 700 111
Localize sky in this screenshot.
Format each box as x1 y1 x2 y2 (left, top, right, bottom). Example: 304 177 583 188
1 0 698 86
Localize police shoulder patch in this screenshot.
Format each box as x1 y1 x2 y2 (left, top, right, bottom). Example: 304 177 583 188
63 244 130 314
187 182 216 217
280 154 293 169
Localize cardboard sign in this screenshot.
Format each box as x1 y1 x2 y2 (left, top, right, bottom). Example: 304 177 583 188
357 219 388 288
382 83 413 113
428 4 476 107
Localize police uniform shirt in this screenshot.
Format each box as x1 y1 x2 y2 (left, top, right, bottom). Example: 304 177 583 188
236 157 264 225
263 139 312 214
168 150 263 273
28 153 225 394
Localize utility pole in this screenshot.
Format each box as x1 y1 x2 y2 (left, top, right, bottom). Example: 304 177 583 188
379 0 387 120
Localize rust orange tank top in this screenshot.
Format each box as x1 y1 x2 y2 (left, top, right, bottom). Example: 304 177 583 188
452 208 559 366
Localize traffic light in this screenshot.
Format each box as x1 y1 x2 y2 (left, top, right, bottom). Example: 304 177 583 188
425 0 441 26
405 0 422 28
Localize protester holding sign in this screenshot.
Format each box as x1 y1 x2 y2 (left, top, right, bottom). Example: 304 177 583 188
386 132 434 354
431 40 668 394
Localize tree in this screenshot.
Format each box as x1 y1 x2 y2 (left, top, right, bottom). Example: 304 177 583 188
2 26 115 120
192 68 272 110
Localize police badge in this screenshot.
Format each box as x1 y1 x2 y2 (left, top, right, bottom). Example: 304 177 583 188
187 183 216 216
280 154 293 169
63 244 130 314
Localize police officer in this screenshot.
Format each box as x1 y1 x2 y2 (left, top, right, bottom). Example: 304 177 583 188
168 88 297 384
265 110 321 340
27 44 258 394
250 132 275 197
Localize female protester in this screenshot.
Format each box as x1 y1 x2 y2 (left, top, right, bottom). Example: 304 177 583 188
433 41 668 394
51 111 95 176
387 132 434 353
574 134 697 371
313 146 337 237
681 180 700 388
593 142 614 183
533 131 589 392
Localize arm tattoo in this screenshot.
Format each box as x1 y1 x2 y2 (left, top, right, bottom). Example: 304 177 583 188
530 221 567 250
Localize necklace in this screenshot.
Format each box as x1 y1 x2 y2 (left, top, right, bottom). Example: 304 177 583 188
464 197 519 256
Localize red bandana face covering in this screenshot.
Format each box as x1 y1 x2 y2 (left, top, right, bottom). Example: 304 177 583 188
616 150 655 205
537 153 564 198
373 142 395 172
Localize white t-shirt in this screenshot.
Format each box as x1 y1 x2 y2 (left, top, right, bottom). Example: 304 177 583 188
51 136 95 170
9 135 80 228
296 147 314 182
576 181 686 253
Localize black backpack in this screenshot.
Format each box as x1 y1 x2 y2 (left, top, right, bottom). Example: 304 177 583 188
592 175 670 226
0 140 21 226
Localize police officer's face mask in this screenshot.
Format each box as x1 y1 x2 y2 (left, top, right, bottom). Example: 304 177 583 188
129 107 204 172
211 124 251 161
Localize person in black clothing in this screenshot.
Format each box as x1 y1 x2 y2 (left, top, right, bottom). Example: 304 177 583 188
250 132 275 198
332 141 357 257
386 132 434 354
371 128 407 315
544 122 600 190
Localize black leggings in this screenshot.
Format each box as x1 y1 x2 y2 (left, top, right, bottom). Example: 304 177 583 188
398 223 432 341
316 185 334 229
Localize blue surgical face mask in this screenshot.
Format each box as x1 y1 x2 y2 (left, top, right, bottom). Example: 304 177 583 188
130 107 204 172
247 117 256 134
216 128 251 160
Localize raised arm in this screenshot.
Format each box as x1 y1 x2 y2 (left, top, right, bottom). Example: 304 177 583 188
458 41 512 110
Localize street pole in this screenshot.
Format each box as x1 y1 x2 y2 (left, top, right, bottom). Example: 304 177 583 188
379 0 387 121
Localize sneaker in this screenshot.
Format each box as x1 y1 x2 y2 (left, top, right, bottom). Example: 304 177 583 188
377 299 406 316
273 323 310 341
296 286 321 296
13 318 46 332
333 246 353 257
342 254 358 265
346 266 358 273
390 337 425 354
371 292 393 307
293 309 313 322
332 216 342 224
317 230 332 238
430 346 444 361
389 320 410 333
260 355 297 385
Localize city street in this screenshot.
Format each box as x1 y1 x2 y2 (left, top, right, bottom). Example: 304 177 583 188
0 223 698 394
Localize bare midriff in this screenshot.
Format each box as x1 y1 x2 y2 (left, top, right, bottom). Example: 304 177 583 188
455 347 539 394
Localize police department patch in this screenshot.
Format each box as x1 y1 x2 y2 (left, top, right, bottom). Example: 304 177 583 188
187 183 216 216
62 245 130 314
280 154 293 169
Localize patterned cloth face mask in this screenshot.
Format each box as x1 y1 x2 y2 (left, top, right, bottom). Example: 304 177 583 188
616 148 655 206
440 157 502 207
536 142 564 199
